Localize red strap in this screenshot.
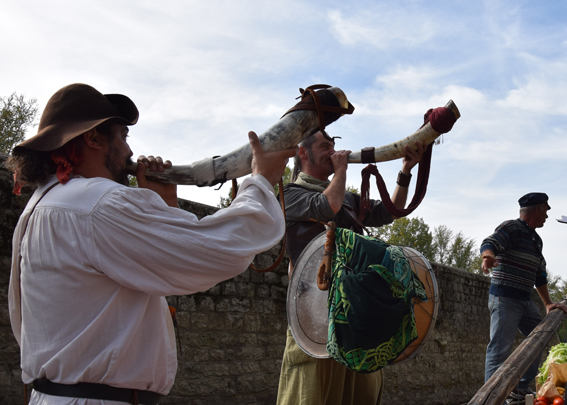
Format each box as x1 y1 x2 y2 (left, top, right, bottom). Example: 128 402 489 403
359 143 433 220
426 106 457 133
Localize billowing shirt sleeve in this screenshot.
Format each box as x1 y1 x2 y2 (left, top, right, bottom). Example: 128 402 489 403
90 175 284 295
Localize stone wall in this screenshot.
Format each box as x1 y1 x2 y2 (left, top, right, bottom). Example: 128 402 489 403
0 155 557 405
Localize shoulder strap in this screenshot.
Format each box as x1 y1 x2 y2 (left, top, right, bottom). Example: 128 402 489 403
16 182 59 318
19 182 59 239
15 181 58 403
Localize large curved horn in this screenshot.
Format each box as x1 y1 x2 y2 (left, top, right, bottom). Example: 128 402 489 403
128 86 351 186
348 100 460 164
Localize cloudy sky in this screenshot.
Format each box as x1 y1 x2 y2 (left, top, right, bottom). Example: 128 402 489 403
2 0 567 279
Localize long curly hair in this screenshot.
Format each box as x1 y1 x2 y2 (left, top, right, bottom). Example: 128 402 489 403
4 120 117 193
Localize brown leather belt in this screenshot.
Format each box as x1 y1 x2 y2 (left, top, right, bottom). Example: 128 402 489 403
32 378 163 404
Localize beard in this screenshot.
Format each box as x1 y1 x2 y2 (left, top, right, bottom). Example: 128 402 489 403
104 142 132 186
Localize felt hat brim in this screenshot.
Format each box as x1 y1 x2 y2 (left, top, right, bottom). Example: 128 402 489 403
14 83 139 152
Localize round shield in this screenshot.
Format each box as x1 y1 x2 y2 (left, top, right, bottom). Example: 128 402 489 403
287 231 330 358
287 232 440 362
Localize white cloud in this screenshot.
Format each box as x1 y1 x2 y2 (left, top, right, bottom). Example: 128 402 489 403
498 66 567 115
327 8 436 48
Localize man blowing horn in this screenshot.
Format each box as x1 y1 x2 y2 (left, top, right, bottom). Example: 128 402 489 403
6 83 295 405
277 131 425 405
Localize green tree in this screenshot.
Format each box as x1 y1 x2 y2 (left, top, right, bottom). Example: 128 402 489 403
129 176 138 188
469 255 484 276
346 185 359 195
372 217 435 261
433 225 453 265
373 217 483 274
546 271 567 341
451 232 481 273
547 271 567 303
218 166 292 208
0 93 38 154
433 227 482 274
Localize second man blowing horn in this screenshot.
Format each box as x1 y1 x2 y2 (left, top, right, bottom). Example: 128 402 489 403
277 130 426 405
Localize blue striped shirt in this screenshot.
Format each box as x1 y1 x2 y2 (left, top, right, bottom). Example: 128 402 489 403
480 218 547 301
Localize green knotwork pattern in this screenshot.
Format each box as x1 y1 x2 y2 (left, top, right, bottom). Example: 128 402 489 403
326 228 428 373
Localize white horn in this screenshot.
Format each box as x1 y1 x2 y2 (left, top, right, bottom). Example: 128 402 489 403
128 87 350 186
348 100 461 164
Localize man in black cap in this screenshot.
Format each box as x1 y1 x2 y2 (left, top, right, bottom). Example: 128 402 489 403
6 83 295 404
481 192 567 403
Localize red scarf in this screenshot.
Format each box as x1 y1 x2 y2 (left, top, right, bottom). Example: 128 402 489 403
12 143 83 195
50 142 82 185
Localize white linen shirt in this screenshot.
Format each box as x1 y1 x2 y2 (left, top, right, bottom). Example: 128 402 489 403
9 174 285 404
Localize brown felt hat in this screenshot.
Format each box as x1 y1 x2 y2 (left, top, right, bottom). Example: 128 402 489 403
14 83 139 152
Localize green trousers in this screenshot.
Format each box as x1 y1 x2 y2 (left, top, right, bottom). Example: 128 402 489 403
277 328 384 405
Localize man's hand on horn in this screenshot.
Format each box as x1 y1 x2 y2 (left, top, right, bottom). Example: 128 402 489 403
249 131 297 187
136 155 178 208
330 150 351 176
401 141 426 173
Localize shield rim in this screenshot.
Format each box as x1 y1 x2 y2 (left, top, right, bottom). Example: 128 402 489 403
286 231 330 359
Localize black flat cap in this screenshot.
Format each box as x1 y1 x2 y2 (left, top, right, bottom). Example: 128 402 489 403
518 192 551 209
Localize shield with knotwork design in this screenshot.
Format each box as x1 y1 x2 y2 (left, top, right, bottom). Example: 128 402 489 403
287 230 440 367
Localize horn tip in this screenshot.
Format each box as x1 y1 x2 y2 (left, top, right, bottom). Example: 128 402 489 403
444 99 461 120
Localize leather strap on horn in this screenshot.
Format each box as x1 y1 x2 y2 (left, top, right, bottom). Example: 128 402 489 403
282 84 355 132
360 147 376 164
358 105 457 220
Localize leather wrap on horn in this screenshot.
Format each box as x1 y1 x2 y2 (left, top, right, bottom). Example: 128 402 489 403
128 86 350 186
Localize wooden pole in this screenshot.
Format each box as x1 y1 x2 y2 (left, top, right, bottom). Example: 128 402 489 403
468 299 567 405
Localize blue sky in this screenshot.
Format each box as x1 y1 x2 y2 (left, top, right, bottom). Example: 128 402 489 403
2 0 567 279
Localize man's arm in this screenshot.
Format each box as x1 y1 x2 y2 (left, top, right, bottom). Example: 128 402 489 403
481 249 498 275
391 142 426 214
479 220 518 273
536 284 567 314
99 132 295 296
323 150 350 214
248 131 296 186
